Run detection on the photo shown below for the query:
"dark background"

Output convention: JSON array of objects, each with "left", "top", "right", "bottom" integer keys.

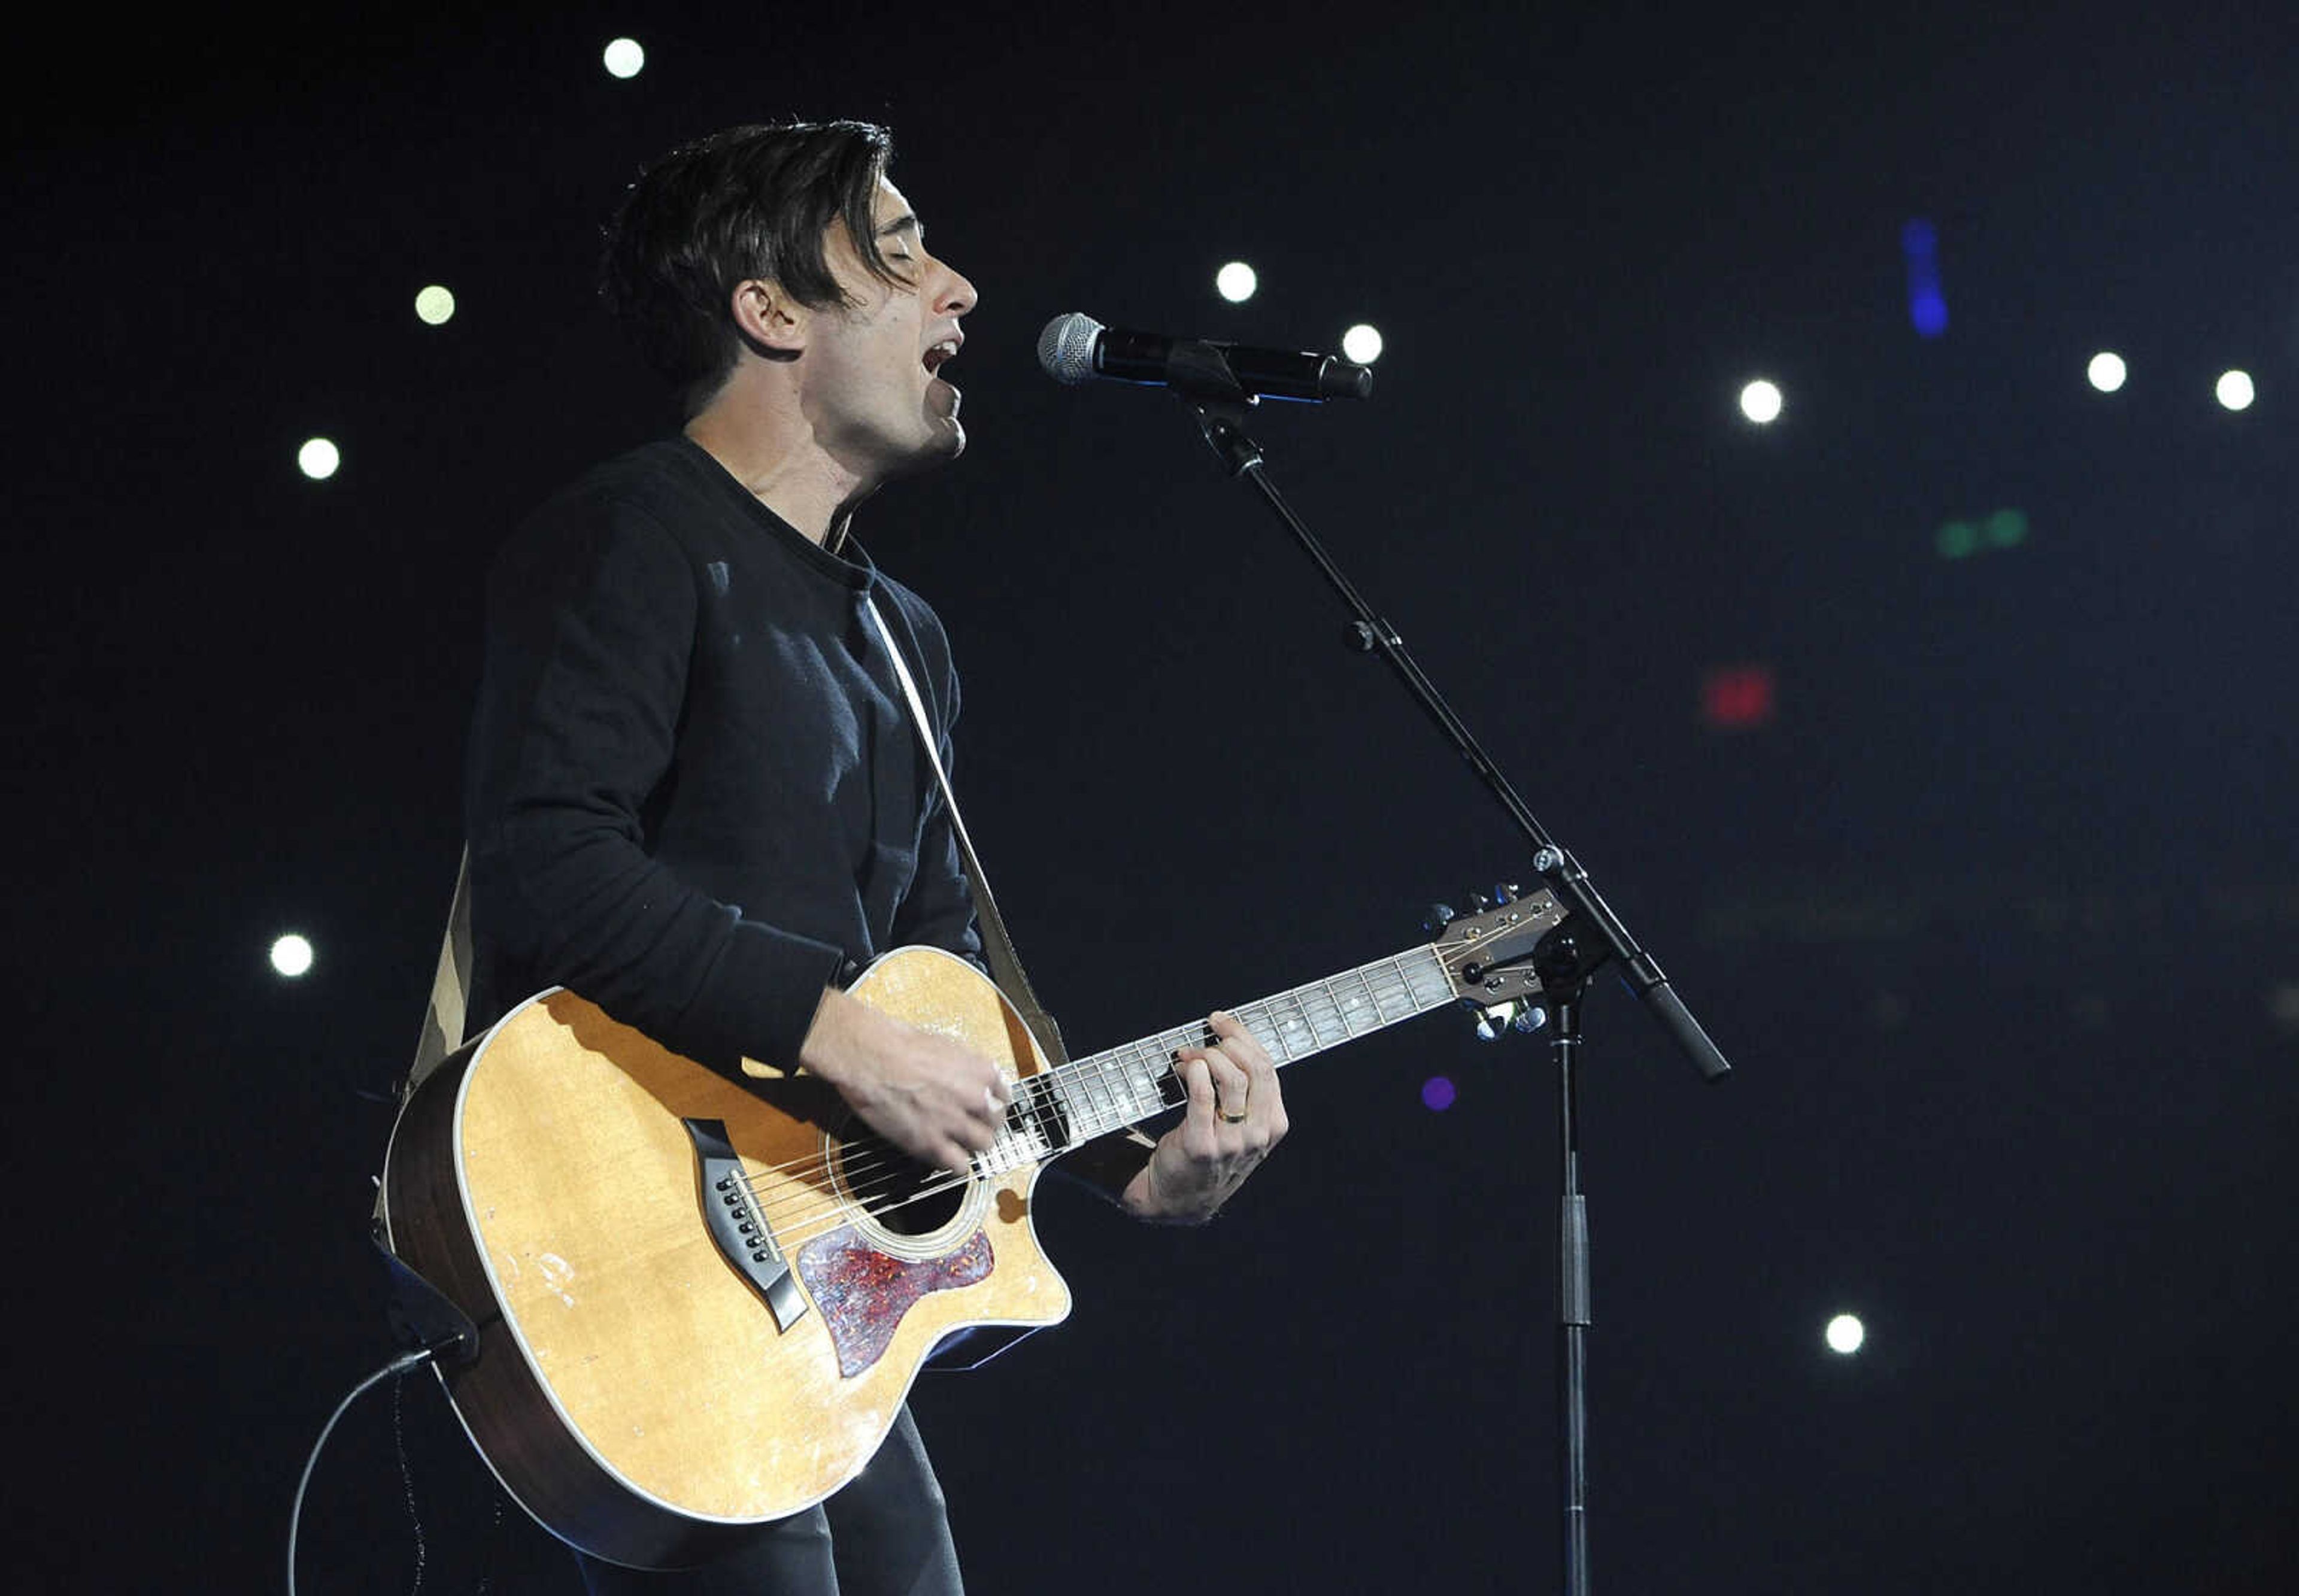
[{"left": 11, "top": 3, "right": 2297, "bottom": 1591}]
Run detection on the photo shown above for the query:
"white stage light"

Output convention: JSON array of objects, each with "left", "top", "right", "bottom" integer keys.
[
  {"left": 1215, "top": 262, "right": 1257, "bottom": 304},
  {"left": 414, "top": 285, "right": 456, "bottom": 326},
  {"left": 1825, "top": 1313, "right": 1866, "bottom": 1354},
  {"left": 271, "top": 933, "right": 315, "bottom": 978},
  {"left": 2216, "top": 369, "right": 2255, "bottom": 411},
  {"left": 1739, "top": 380, "right": 1783, "bottom": 424},
  {"left": 298, "top": 438, "right": 340, "bottom": 480},
  {"left": 603, "top": 38, "right": 645, "bottom": 79},
  {"left": 2087, "top": 351, "right": 2127, "bottom": 393},
  {"left": 1342, "top": 323, "right": 1383, "bottom": 363}
]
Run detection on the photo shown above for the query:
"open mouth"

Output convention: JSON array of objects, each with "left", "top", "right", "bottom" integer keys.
[{"left": 922, "top": 338, "right": 960, "bottom": 377}]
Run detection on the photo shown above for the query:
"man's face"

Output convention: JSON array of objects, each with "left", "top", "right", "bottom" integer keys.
[{"left": 802, "top": 177, "right": 978, "bottom": 480}]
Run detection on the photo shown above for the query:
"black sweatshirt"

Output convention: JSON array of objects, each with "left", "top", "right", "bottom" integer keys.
[{"left": 462, "top": 436, "right": 980, "bottom": 1076}]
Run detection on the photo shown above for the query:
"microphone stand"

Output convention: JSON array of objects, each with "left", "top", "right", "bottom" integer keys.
[{"left": 1161, "top": 355, "right": 1733, "bottom": 1596}]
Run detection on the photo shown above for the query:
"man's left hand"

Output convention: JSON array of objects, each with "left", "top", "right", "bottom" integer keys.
[{"left": 1122, "top": 1010, "right": 1288, "bottom": 1224}]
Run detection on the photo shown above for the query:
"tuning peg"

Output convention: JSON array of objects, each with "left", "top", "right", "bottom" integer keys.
[
  {"left": 1474, "top": 1000, "right": 1549, "bottom": 1040},
  {"left": 1493, "top": 882, "right": 1521, "bottom": 904},
  {"left": 1423, "top": 903, "right": 1457, "bottom": 933},
  {"left": 1466, "top": 890, "right": 1493, "bottom": 914}
]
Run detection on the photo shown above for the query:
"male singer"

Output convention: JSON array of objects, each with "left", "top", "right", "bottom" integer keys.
[{"left": 461, "top": 119, "right": 1288, "bottom": 1594}]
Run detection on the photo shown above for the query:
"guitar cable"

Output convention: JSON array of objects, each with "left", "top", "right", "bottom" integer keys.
[{"left": 287, "top": 1337, "right": 462, "bottom": 1596}]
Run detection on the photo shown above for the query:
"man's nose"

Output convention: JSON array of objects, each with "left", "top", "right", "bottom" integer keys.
[{"left": 936, "top": 259, "right": 978, "bottom": 317}]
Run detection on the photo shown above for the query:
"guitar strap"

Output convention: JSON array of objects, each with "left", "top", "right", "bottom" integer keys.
[
  {"left": 377, "top": 852, "right": 470, "bottom": 1233},
  {"left": 863, "top": 594, "right": 1072, "bottom": 1070},
  {"left": 405, "top": 851, "right": 474, "bottom": 1102}
]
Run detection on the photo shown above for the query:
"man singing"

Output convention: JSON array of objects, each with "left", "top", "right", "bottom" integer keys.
[{"left": 461, "top": 119, "right": 1287, "bottom": 1593}]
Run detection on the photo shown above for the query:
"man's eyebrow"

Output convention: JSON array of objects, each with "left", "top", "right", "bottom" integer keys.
[{"left": 876, "top": 213, "right": 922, "bottom": 241}]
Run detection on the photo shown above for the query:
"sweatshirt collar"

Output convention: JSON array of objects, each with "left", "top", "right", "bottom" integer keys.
[{"left": 669, "top": 435, "right": 880, "bottom": 593}]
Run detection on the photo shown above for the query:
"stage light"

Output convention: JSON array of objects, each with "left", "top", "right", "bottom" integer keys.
[
  {"left": 271, "top": 933, "right": 315, "bottom": 978},
  {"left": 1901, "top": 219, "right": 1948, "bottom": 338},
  {"left": 1341, "top": 323, "right": 1383, "bottom": 363},
  {"left": 1421, "top": 1075, "right": 1456, "bottom": 1112},
  {"left": 1984, "top": 508, "right": 2028, "bottom": 548},
  {"left": 2216, "top": 369, "right": 2255, "bottom": 411},
  {"left": 1701, "top": 664, "right": 1776, "bottom": 730},
  {"left": 1739, "top": 379, "right": 1782, "bottom": 424},
  {"left": 298, "top": 438, "right": 340, "bottom": 480},
  {"left": 414, "top": 285, "right": 456, "bottom": 326},
  {"left": 602, "top": 37, "right": 645, "bottom": 78},
  {"left": 2087, "top": 351, "right": 2127, "bottom": 392},
  {"left": 1214, "top": 261, "right": 1257, "bottom": 303},
  {"left": 1825, "top": 1313, "right": 1865, "bottom": 1354},
  {"left": 1936, "top": 507, "right": 2028, "bottom": 559}
]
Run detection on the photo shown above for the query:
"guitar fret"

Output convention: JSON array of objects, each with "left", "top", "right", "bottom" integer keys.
[
  {"left": 1240, "top": 1002, "right": 1288, "bottom": 1063},
  {"left": 1117, "top": 1047, "right": 1156, "bottom": 1120},
  {"left": 1303, "top": 979, "right": 1346, "bottom": 1048},
  {"left": 1135, "top": 1043, "right": 1176, "bottom": 1113},
  {"left": 1337, "top": 970, "right": 1379, "bottom": 1036},
  {"left": 1084, "top": 1055, "right": 1117, "bottom": 1133},
  {"left": 1400, "top": 949, "right": 1454, "bottom": 1010},
  {"left": 1096, "top": 1052, "right": 1131, "bottom": 1133},
  {"left": 1025, "top": 1075, "right": 1061, "bottom": 1158},
  {"left": 1034, "top": 944, "right": 1468, "bottom": 1157},
  {"left": 1361, "top": 961, "right": 1397, "bottom": 1025},
  {"left": 1054, "top": 1061, "right": 1102, "bottom": 1144},
  {"left": 1105, "top": 1048, "right": 1141, "bottom": 1126},
  {"left": 1273, "top": 990, "right": 1317, "bottom": 1060}
]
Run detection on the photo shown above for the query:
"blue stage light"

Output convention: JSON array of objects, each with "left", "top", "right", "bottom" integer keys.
[{"left": 1902, "top": 219, "right": 1948, "bottom": 339}]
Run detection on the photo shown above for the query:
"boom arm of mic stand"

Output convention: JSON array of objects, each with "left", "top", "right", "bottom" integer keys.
[{"left": 1176, "top": 389, "right": 1731, "bottom": 1084}]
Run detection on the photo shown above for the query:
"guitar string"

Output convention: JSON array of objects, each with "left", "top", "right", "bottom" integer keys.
[
  {"left": 796, "top": 943, "right": 1460, "bottom": 1200},
  {"left": 510, "top": 940, "right": 1502, "bottom": 1260},
  {"left": 735, "top": 956, "right": 1466, "bottom": 1245},
  {"left": 728, "top": 1012, "right": 1208, "bottom": 1209},
  {"left": 543, "top": 966, "right": 1446, "bottom": 1260},
  {"left": 735, "top": 946, "right": 1470, "bottom": 1225},
  {"left": 742, "top": 964, "right": 1436, "bottom": 1224},
  {"left": 723, "top": 1037, "right": 1188, "bottom": 1245}
]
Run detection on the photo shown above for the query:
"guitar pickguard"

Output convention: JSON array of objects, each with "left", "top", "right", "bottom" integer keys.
[{"left": 796, "top": 1225, "right": 994, "bottom": 1377}]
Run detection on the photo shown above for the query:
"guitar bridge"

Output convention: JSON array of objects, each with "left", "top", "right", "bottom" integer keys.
[{"left": 683, "top": 1118, "right": 809, "bottom": 1333}]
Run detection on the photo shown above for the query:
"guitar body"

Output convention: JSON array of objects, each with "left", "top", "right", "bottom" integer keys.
[{"left": 380, "top": 946, "right": 1072, "bottom": 1570}]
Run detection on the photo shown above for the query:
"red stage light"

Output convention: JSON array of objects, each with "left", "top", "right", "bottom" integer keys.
[{"left": 1701, "top": 665, "right": 1776, "bottom": 730}]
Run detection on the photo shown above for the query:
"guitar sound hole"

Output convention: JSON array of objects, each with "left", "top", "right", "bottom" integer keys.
[{"left": 845, "top": 1143, "right": 967, "bottom": 1240}]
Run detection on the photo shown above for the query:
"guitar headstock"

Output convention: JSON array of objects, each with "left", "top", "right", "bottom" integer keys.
[{"left": 1427, "top": 885, "right": 1571, "bottom": 1005}]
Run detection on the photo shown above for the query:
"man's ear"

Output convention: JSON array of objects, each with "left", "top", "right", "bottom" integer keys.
[{"left": 729, "top": 279, "right": 805, "bottom": 361}]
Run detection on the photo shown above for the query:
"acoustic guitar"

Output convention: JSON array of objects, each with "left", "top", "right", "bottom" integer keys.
[{"left": 380, "top": 888, "right": 1566, "bottom": 1568}]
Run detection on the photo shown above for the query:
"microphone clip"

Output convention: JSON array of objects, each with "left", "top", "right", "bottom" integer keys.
[
  {"left": 1161, "top": 339, "right": 1256, "bottom": 407},
  {"left": 1164, "top": 346, "right": 1265, "bottom": 477}
]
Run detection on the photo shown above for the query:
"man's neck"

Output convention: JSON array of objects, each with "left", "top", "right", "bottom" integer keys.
[{"left": 684, "top": 390, "right": 875, "bottom": 548}]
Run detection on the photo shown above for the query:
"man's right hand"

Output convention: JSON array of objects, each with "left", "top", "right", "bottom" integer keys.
[{"left": 796, "top": 987, "right": 1013, "bottom": 1173}]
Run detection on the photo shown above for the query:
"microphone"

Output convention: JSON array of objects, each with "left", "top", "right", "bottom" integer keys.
[{"left": 1036, "top": 312, "right": 1372, "bottom": 403}]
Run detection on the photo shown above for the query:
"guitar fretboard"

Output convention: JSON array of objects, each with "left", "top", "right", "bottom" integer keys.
[{"left": 979, "top": 944, "right": 1458, "bottom": 1173}]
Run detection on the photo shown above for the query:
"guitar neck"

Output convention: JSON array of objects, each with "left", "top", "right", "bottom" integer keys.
[{"left": 1023, "top": 943, "right": 1459, "bottom": 1155}]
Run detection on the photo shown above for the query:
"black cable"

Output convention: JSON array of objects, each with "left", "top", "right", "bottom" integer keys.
[{"left": 286, "top": 1343, "right": 445, "bottom": 1596}]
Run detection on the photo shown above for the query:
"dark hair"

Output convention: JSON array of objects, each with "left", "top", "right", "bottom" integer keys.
[{"left": 599, "top": 120, "right": 898, "bottom": 417}]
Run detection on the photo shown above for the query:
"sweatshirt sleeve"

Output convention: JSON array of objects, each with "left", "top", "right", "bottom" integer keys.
[{"left": 463, "top": 490, "right": 845, "bottom": 1073}]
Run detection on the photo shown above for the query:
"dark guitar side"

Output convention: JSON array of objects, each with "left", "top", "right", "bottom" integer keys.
[{"left": 383, "top": 1042, "right": 762, "bottom": 1571}]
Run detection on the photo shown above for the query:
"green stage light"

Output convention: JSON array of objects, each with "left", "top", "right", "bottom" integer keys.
[{"left": 1936, "top": 508, "right": 2027, "bottom": 560}]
